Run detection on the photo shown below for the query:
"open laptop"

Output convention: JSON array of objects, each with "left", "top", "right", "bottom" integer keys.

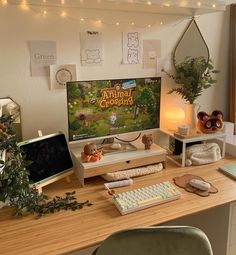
[{"left": 18, "top": 132, "right": 74, "bottom": 187}]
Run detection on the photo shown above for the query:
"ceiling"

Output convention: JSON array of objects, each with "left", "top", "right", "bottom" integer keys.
[{"left": 4, "top": 0, "right": 232, "bottom": 16}]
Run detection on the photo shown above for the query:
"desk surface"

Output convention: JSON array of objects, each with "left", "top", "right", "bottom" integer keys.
[{"left": 1, "top": 157, "right": 236, "bottom": 255}]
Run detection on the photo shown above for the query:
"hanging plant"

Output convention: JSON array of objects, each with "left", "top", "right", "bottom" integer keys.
[
  {"left": 162, "top": 56, "right": 219, "bottom": 104},
  {"left": 0, "top": 115, "right": 92, "bottom": 219}
]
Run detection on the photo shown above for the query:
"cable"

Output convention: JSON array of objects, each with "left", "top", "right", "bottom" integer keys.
[{"left": 115, "top": 132, "right": 141, "bottom": 143}]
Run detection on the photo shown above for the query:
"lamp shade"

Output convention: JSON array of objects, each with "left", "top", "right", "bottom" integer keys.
[{"left": 165, "top": 106, "right": 185, "bottom": 130}]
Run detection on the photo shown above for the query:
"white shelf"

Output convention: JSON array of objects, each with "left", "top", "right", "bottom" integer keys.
[{"left": 160, "top": 128, "right": 226, "bottom": 167}]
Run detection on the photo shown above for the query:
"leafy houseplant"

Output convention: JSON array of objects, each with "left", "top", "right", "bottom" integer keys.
[
  {"left": 0, "top": 115, "right": 92, "bottom": 218},
  {"left": 162, "top": 56, "right": 219, "bottom": 104}
]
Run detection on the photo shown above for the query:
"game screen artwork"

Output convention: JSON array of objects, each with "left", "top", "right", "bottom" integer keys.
[{"left": 67, "top": 77, "right": 161, "bottom": 142}]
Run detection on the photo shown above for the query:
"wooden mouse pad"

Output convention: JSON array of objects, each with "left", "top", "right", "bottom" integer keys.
[{"left": 173, "top": 174, "right": 218, "bottom": 197}]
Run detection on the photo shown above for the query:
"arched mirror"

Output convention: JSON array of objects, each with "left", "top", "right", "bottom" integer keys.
[
  {"left": 174, "top": 18, "right": 209, "bottom": 66},
  {"left": 0, "top": 97, "right": 22, "bottom": 142}
]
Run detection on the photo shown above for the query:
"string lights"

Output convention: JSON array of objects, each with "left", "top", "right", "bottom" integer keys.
[{"left": 0, "top": 0, "right": 227, "bottom": 29}]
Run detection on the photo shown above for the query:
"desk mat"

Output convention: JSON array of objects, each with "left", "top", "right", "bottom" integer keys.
[{"left": 173, "top": 174, "right": 218, "bottom": 197}]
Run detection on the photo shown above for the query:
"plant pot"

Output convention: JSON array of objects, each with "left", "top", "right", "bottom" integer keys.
[{"left": 185, "top": 103, "right": 200, "bottom": 130}]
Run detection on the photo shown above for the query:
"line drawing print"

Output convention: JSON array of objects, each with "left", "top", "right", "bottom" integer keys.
[
  {"left": 123, "top": 32, "right": 142, "bottom": 65},
  {"left": 127, "top": 32, "right": 139, "bottom": 48},
  {"left": 127, "top": 49, "right": 139, "bottom": 64},
  {"left": 80, "top": 31, "right": 103, "bottom": 66},
  {"left": 55, "top": 68, "right": 72, "bottom": 86},
  {"left": 85, "top": 49, "right": 102, "bottom": 64}
]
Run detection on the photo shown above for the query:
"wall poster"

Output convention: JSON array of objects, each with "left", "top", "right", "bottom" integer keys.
[
  {"left": 143, "top": 40, "right": 161, "bottom": 69},
  {"left": 29, "top": 40, "right": 57, "bottom": 76},
  {"left": 80, "top": 31, "right": 103, "bottom": 66},
  {"left": 50, "top": 64, "right": 77, "bottom": 90},
  {"left": 122, "top": 32, "right": 143, "bottom": 64}
]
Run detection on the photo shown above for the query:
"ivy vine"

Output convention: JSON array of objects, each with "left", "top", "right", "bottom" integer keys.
[{"left": 0, "top": 115, "right": 92, "bottom": 219}]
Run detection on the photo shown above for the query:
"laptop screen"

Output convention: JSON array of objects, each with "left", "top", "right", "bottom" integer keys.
[{"left": 19, "top": 133, "right": 73, "bottom": 184}]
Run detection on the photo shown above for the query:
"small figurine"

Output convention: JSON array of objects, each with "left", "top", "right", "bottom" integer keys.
[
  {"left": 81, "top": 143, "right": 103, "bottom": 162},
  {"left": 142, "top": 134, "right": 153, "bottom": 150},
  {"left": 197, "top": 110, "right": 224, "bottom": 133}
]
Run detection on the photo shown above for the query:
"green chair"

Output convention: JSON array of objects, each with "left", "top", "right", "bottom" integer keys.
[{"left": 92, "top": 226, "right": 213, "bottom": 255}]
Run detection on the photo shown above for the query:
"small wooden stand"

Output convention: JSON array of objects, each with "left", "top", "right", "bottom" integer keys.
[
  {"left": 35, "top": 171, "right": 72, "bottom": 193},
  {"left": 70, "top": 139, "right": 166, "bottom": 186}
]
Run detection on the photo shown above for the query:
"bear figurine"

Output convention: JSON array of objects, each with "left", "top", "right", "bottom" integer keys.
[{"left": 142, "top": 134, "right": 153, "bottom": 150}]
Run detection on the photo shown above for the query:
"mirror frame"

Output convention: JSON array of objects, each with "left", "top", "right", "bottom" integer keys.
[{"left": 173, "top": 18, "right": 210, "bottom": 67}]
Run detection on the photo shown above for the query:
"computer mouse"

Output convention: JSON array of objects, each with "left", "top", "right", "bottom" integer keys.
[
  {"left": 110, "top": 143, "right": 122, "bottom": 150},
  {"left": 189, "top": 179, "right": 211, "bottom": 191}
]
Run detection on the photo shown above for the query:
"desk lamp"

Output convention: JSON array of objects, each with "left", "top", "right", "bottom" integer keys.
[{"left": 165, "top": 106, "right": 185, "bottom": 131}]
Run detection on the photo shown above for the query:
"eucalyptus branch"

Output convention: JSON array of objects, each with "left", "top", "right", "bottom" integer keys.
[{"left": 162, "top": 56, "right": 219, "bottom": 104}]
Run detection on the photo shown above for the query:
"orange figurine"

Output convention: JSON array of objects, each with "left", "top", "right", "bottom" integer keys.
[{"left": 81, "top": 143, "right": 103, "bottom": 162}]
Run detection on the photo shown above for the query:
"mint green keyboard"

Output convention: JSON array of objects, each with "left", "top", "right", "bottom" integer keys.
[{"left": 112, "top": 181, "right": 181, "bottom": 215}]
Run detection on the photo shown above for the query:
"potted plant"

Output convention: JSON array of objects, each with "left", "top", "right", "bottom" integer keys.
[
  {"left": 0, "top": 115, "right": 92, "bottom": 218},
  {"left": 162, "top": 56, "right": 219, "bottom": 128}
]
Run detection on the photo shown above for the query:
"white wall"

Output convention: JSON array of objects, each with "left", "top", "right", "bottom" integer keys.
[{"left": 0, "top": 5, "right": 230, "bottom": 140}]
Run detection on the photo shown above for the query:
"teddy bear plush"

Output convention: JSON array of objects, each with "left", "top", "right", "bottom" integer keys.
[{"left": 197, "top": 110, "right": 224, "bottom": 133}]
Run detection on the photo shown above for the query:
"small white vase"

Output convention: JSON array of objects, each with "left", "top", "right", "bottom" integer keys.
[{"left": 185, "top": 103, "right": 200, "bottom": 130}]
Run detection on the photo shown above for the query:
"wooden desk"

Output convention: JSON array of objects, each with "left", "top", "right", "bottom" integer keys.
[{"left": 1, "top": 157, "right": 236, "bottom": 255}]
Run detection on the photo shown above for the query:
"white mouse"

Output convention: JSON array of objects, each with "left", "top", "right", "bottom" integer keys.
[
  {"left": 110, "top": 143, "right": 122, "bottom": 150},
  {"left": 189, "top": 179, "right": 211, "bottom": 191}
]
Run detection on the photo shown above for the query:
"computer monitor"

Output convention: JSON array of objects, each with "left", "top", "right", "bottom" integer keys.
[
  {"left": 18, "top": 132, "right": 74, "bottom": 186},
  {"left": 66, "top": 77, "right": 161, "bottom": 143}
]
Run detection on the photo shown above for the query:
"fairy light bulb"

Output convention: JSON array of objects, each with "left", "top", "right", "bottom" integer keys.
[
  {"left": 95, "top": 19, "right": 102, "bottom": 27},
  {"left": 160, "top": 21, "right": 163, "bottom": 25},
  {"left": 147, "top": 1, "right": 151, "bottom": 5},
  {"left": 42, "top": 0, "right": 46, "bottom": 3},
  {"left": 180, "top": 1, "right": 187, "bottom": 7},
  {"left": 197, "top": 1, "right": 201, "bottom": 6},
  {"left": 2, "top": 0, "right": 8, "bottom": 6},
  {"left": 61, "top": 11, "right": 66, "bottom": 17},
  {"left": 116, "top": 22, "right": 120, "bottom": 26},
  {"left": 43, "top": 10, "right": 47, "bottom": 15},
  {"left": 212, "top": 4, "right": 216, "bottom": 8},
  {"left": 131, "top": 21, "right": 135, "bottom": 26},
  {"left": 20, "top": 0, "right": 29, "bottom": 11},
  {"left": 147, "top": 24, "right": 151, "bottom": 28},
  {"left": 80, "top": 17, "right": 84, "bottom": 22},
  {"left": 61, "top": 0, "right": 65, "bottom": 5}
]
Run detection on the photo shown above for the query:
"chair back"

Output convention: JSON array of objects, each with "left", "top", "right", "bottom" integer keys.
[{"left": 93, "top": 226, "right": 213, "bottom": 255}]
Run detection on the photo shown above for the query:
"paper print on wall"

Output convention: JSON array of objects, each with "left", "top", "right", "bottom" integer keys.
[
  {"left": 30, "top": 40, "right": 57, "bottom": 76},
  {"left": 50, "top": 64, "right": 77, "bottom": 90},
  {"left": 122, "top": 32, "right": 143, "bottom": 64},
  {"left": 143, "top": 40, "right": 161, "bottom": 69},
  {"left": 80, "top": 31, "right": 103, "bottom": 66}
]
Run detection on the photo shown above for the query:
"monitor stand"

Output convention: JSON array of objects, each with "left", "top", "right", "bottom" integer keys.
[{"left": 70, "top": 140, "right": 166, "bottom": 187}]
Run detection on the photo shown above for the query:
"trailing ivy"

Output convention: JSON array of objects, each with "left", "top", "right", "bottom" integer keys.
[
  {"left": 0, "top": 115, "right": 92, "bottom": 219},
  {"left": 162, "top": 56, "right": 219, "bottom": 104}
]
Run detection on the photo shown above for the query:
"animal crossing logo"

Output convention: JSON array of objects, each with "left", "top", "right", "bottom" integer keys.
[{"left": 99, "top": 85, "right": 133, "bottom": 108}]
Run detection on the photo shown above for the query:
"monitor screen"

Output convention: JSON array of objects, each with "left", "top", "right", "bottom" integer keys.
[
  {"left": 18, "top": 133, "right": 73, "bottom": 184},
  {"left": 67, "top": 77, "right": 161, "bottom": 142}
]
